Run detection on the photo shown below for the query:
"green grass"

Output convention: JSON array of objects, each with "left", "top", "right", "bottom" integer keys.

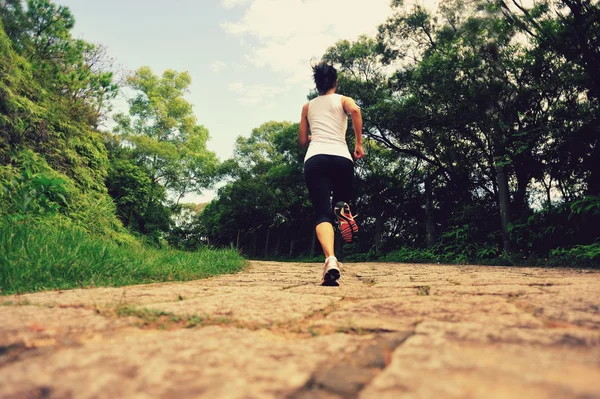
[
  {"left": 415, "top": 285, "right": 431, "bottom": 296},
  {"left": 0, "top": 217, "right": 247, "bottom": 295}
]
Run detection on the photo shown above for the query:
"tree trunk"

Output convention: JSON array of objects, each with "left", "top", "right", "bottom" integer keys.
[
  {"left": 587, "top": 143, "right": 600, "bottom": 195},
  {"left": 289, "top": 232, "right": 295, "bottom": 257},
  {"left": 490, "top": 100, "right": 511, "bottom": 253},
  {"left": 264, "top": 228, "right": 270, "bottom": 258},
  {"left": 310, "top": 230, "right": 316, "bottom": 258},
  {"left": 275, "top": 233, "right": 281, "bottom": 256},
  {"left": 425, "top": 173, "right": 436, "bottom": 248},
  {"left": 127, "top": 208, "right": 134, "bottom": 228},
  {"left": 375, "top": 214, "right": 382, "bottom": 255},
  {"left": 496, "top": 163, "right": 511, "bottom": 252},
  {"left": 513, "top": 157, "right": 530, "bottom": 219},
  {"left": 541, "top": 176, "right": 553, "bottom": 208},
  {"left": 251, "top": 232, "right": 257, "bottom": 258},
  {"left": 375, "top": 195, "right": 382, "bottom": 255}
]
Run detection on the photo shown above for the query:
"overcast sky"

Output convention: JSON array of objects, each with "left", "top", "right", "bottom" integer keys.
[{"left": 57, "top": 0, "right": 438, "bottom": 202}]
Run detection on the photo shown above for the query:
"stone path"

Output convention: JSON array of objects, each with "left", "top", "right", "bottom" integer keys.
[{"left": 1, "top": 261, "right": 600, "bottom": 398}]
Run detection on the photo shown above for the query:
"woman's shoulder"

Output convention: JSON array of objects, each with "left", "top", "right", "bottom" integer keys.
[{"left": 301, "top": 102, "right": 310, "bottom": 116}]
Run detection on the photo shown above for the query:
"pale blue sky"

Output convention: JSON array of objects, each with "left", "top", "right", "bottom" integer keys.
[{"left": 57, "top": 0, "right": 434, "bottom": 202}]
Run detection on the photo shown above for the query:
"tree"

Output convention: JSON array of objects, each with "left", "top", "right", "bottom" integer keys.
[
  {"left": 200, "top": 122, "right": 314, "bottom": 257},
  {"left": 321, "top": 1, "right": 586, "bottom": 253},
  {"left": 495, "top": 0, "right": 600, "bottom": 196},
  {"left": 114, "top": 67, "right": 218, "bottom": 205},
  {"left": 104, "top": 146, "right": 171, "bottom": 241},
  {"left": 1, "top": 0, "right": 120, "bottom": 192},
  {"left": 0, "top": 11, "right": 127, "bottom": 238}
]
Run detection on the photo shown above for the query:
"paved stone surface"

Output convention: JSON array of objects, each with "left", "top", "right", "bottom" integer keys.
[{"left": 1, "top": 261, "right": 599, "bottom": 398}]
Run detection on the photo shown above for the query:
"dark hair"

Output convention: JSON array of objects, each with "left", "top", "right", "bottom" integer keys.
[{"left": 312, "top": 62, "right": 337, "bottom": 95}]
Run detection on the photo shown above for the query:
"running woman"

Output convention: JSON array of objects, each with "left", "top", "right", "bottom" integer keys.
[{"left": 299, "top": 62, "right": 364, "bottom": 286}]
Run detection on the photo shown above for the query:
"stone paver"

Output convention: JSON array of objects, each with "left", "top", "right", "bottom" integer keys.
[{"left": 1, "top": 261, "right": 599, "bottom": 398}]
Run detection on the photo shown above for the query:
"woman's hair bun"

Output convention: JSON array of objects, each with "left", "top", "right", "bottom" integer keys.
[{"left": 312, "top": 62, "right": 337, "bottom": 95}]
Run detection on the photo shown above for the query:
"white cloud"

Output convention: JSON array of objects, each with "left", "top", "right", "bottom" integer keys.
[
  {"left": 228, "top": 81, "right": 245, "bottom": 92},
  {"left": 220, "top": 0, "right": 400, "bottom": 85},
  {"left": 228, "top": 81, "right": 283, "bottom": 106},
  {"left": 220, "top": 0, "right": 252, "bottom": 9},
  {"left": 211, "top": 60, "right": 228, "bottom": 72}
]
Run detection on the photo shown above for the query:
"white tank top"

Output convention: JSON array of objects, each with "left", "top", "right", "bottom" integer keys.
[{"left": 304, "top": 93, "right": 352, "bottom": 163}]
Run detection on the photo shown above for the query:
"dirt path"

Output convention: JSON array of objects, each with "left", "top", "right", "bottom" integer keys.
[{"left": 1, "top": 261, "right": 600, "bottom": 398}]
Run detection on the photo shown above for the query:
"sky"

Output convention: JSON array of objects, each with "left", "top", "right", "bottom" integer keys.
[{"left": 57, "top": 0, "right": 437, "bottom": 202}]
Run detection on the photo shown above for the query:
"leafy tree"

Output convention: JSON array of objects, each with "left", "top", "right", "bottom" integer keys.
[
  {"left": 1, "top": 1, "right": 119, "bottom": 191},
  {"left": 114, "top": 67, "right": 218, "bottom": 204},
  {"left": 353, "top": 141, "right": 424, "bottom": 254},
  {"left": 0, "top": 10, "right": 127, "bottom": 239},
  {"left": 495, "top": 0, "right": 599, "bottom": 196},
  {"left": 200, "top": 122, "right": 315, "bottom": 257},
  {"left": 314, "top": 0, "right": 599, "bottom": 261},
  {"left": 104, "top": 147, "right": 171, "bottom": 241},
  {"left": 1, "top": 0, "right": 119, "bottom": 128},
  {"left": 167, "top": 202, "right": 208, "bottom": 250}
]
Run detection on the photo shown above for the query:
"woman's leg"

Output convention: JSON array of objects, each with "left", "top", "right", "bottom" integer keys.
[
  {"left": 315, "top": 221, "right": 335, "bottom": 258},
  {"left": 330, "top": 157, "right": 355, "bottom": 207},
  {"left": 304, "top": 155, "right": 336, "bottom": 256},
  {"left": 305, "top": 155, "right": 343, "bottom": 285},
  {"left": 330, "top": 157, "right": 357, "bottom": 243}
]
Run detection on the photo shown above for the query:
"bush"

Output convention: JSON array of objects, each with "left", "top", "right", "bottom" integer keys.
[
  {"left": 382, "top": 247, "right": 438, "bottom": 263},
  {"left": 0, "top": 150, "right": 132, "bottom": 243}
]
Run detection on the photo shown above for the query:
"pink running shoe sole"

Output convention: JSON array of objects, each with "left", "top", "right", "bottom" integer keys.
[{"left": 334, "top": 202, "right": 358, "bottom": 244}]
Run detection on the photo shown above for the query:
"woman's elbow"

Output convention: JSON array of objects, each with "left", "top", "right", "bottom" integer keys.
[{"left": 299, "top": 134, "right": 311, "bottom": 148}]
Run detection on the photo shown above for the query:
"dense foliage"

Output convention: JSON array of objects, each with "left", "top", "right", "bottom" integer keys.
[
  {"left": 200, "top": 0, "right": 599, "bottom": 265},
  {"left": 0, "top": 0, "right": 218, "bottom": 242},
  {"left": 0, "top": 0, "right": 127, "bottom": 239},
  {"left": 0, "top": 0, "right": 243, "bottom": 294}
]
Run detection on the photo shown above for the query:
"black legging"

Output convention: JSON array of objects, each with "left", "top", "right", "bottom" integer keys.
[{"left": 304, "top": 154, "right": 354, "bottom": 226}]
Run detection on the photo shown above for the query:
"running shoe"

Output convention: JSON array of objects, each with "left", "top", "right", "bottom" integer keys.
[
  {"left": 321, "top": 256, "right": 341, "bottom": 286},
  {"left": 334, "top": 201, "right": 358, "bottom": 244}
]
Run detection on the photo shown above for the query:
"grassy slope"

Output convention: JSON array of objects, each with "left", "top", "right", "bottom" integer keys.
[{"left": 0, "top": 217, "right": 246, "bottom": 295}]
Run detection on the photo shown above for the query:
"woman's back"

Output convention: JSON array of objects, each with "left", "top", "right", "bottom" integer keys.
[
  {"left": 305, "top": 93, "right": 350, "bottom": 161},
  {"left": 308, "top": 94, "right": 347, "bottom": 144}
]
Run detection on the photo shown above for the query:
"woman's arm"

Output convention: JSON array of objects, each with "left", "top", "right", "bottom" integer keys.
[
  {"left": 342, "top": 97, "right": 364, "bottom": 159},
  {"left": 299, "top": 103, "right": 311, "bottom": 148}
]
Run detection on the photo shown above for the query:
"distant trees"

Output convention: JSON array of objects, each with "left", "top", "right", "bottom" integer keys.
[
  {"left": 199, "top": 122, "right": 312, "bottom": 256},
  {"left": 109, "top": 67, "right": 218, "bottom": 243}
]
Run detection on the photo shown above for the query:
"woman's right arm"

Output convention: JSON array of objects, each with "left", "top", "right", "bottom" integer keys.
[{"left": 299, "top": 103, "right": 311, "bottom": 148}]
